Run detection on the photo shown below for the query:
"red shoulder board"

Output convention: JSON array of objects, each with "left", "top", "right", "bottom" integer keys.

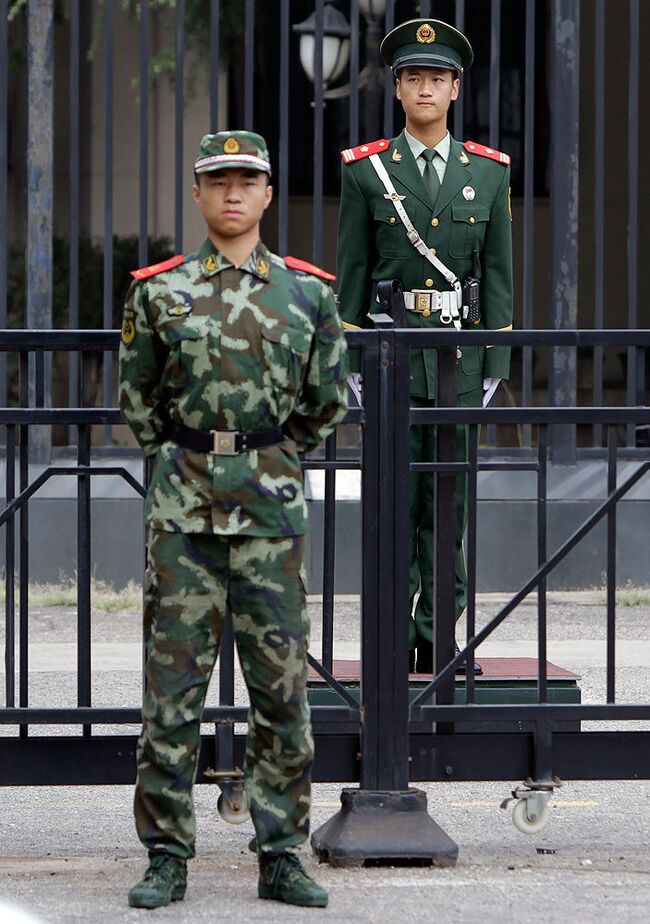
[
  {"left": 340, "top": 139, "right": 390, "bottom": 164},
  {"left": 464, "top": 141, "right": 511, "bottom": 166},
  {"left": 130, "top": 254, "right": 185, "bottom": 281},
  {"left": 284, "top": 256, "right": 335, "bottom": 282}
]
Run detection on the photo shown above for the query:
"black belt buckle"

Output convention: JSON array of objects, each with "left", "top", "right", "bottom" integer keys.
[{"left": 210, "top": 430, "right": 238, "bottom": 455}]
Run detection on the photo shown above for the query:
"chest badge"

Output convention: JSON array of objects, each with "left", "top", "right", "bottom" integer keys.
[
  {"left": 167, "top": 303, "right": 193, "bottom": 318},
  {"left": 384, "top": 192, "right": 405, "bottom": 202},
  {"left": 462, "top": 186, "right": 476, "bottom": 201}
]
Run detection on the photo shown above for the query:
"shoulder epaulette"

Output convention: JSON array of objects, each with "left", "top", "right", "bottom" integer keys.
[
  {"left": 130, "top": 254, "right": 185, "bottom": 281},
  {"left": 284, "top": 256, "right": 335, "bottom": 282},
  {"left": 464, "top": 141, "right": 511, "bottom": 166},
  {"left": 340, "top": 139, "right": 390, "bottom": 164}
]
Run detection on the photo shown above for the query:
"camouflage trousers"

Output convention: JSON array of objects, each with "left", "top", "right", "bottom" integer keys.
[{"left": 134, "top": 528, "right": 314, "bottom": 860}]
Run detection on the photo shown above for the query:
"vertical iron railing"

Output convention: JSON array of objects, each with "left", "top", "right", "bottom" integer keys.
[
  {"left": 174, "top": 0, "right": 185, "bottom": 253},
  {"left": 138, "top": 0, "right": 150, "bottom": 269},
  {"left": 68, "top": 0, "right": 81, "bottom": 444},
  {"left": 0, "top": 0, "right": 7, "bottom": 407},
  {"left": 592, "top": 0, "right": 605, "bottom": 448},
  {"left": 521, "top": 0, "right": 536, "bottom": 448},
  {"left": 209, "top": 0, "right": 220, "bottom": 131},
  {"left": 626, "top": 0, "right": 640, "bottom": 445},
  {"left": 278, "top": 0, "right": 291, "bottom": 254},
  {"left": 102, "top": 0, "right": 115, "bottom": 444}
]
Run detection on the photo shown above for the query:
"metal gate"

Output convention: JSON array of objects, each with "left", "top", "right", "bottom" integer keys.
[{"left": 2, "top": 326, "right": 650, "bottom": 859}]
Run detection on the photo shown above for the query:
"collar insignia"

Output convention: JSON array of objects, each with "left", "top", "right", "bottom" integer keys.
[
  {"left": 202, "top": 254, "right": 219, "bottom": 275},
  {"left": 459, "top": 150, "right": 470, "bottom": 164},
  {"left": 256, "top": 257, "right": 270, "bottom": 279},
  {"left": 392, "top": 148, "right": 402, "bottom": 162}
]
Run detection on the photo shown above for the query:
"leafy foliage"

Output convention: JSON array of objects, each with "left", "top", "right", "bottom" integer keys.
[{"left": 7, "top": 234, "right": 174, "bottom": 329}]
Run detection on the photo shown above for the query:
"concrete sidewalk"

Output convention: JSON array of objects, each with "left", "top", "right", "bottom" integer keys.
[
  {"left": 1, "top": 779, "right": 649, "bottom": 923},
  {"left": 1, "top": 592, "right": 649, "bottom": 922}
]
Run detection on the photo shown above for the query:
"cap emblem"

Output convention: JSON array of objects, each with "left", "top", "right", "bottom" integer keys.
[
  {"left": 223, "top": 137, "right": 240, "bottom": 154},
  {"left": 416, "top": 23, "right": 436, "bottom": 44}
]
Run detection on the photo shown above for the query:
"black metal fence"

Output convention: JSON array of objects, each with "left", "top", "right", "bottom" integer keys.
[
  {"left": 2, "top": 328, "right": 650, "bottom": 808},
  {"left": 1, "top": 1, "right": 648, "bottom": 459}
]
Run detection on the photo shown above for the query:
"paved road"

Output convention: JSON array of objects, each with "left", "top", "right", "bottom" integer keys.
[{"left": 1, "top": 593, "right": 649, "bottom": 922}]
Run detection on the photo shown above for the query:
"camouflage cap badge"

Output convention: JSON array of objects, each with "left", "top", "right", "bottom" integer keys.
[{"left": 194, "top": 131, "right": 271, "bottom": 175}]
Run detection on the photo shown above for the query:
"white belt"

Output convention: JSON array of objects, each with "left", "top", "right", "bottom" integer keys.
[{"left": 403, "top": 289, "right": 461, "bottom": 322}]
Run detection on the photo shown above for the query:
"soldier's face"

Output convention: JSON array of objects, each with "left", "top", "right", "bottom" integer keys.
[
  {"left": 396, "top": 67, "right": 460, "bottom": 127},
  {"left": 192, "top": 169, "right": 273, "bottom": 238}
]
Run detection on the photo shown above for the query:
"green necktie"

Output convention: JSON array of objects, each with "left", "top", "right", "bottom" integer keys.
[{"left": 421, "top": 148, "right": 440, "bottom": 205}]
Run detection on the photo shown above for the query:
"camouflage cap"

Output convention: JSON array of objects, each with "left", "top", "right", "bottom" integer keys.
[
  {"left": 380, "top": 19, "right": 473, "bottom": 75},
  {"left": 194, "top": 130, "right": 272, "bottom": 176}
]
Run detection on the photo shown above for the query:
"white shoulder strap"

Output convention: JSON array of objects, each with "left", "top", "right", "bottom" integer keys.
[{"left": 368, "top": 153, "right": 462, "bottom": 300}]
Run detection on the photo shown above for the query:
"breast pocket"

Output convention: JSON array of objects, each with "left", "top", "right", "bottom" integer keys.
[
  {"left": 156, "top": 315, "right": 212, "bottom": 383},
  {"left": 449, "top": 204, "right": 490, "bottom": 259},
  {"left": 261, "top": 323, "right": 312, "bottom": 397},
  {"left": 373, "top": 202, "right": 411, "bottom": 259}
]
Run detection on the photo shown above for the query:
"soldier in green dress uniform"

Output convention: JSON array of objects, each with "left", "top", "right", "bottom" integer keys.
[
  {"left": 120, "top": 130, "right": 347, "bottom": 909},
  {"left": 337, "top": 19, "right": 513, "bottom": 673}
]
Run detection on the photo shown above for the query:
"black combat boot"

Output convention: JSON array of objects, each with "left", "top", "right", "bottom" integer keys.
[
  {"left": 128, "top": 851, "right": 187, "bottom": 909},
  {"left": 258, "top": 852, "right": 328, "bottom": 908}
]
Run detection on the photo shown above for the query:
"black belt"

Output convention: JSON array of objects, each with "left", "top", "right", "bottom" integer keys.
[{"left": 170, "top": 423, "right": 285, "bottom": 456}]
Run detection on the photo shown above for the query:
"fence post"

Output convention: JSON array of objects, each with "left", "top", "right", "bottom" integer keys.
[
  {"left": 549, "top": 0, "right": 580, "bottom": 464},
  {"left": 27, "top": 0, "right": 54, "bottom": 463},
  {"left": 311, "top": 322, "right": 458, "bottom": 867}
]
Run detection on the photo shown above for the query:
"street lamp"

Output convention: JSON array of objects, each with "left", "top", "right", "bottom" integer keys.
[
  {"left": 293, "top": 5, "right": 351, "bottom": 87},
  {"left": 294, "top": 3, "right": 386, "bottom": 138}
]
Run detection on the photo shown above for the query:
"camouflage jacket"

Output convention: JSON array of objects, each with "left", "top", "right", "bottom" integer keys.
[{"left": 118, "top": 238, "right": 348, "bottom": 537}]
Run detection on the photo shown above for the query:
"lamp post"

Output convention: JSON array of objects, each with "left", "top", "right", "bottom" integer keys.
[{"left": 294, "top": 2, "right": 387, "bottom": 140}]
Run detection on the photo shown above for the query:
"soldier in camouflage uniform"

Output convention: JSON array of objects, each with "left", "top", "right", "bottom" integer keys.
[{"left": 119, "top": 130, "right": 348, "bottom": 910}]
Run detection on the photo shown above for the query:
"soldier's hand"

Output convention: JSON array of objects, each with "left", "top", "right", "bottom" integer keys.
[
  {"left": 482, "top": 377, "right": 501, "bottom": 407},
  {"left": 347, "top": 373, "right": 363, "bottom": 406}
]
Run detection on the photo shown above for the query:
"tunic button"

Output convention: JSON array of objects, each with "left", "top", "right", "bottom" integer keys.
[
  {"left": 431, "top": 218, "right": 439, "bottom": 227},
  {"left": 457, "top": 348, "right": 463, "bottom": 359},
  {"left": 430, "top": 247, "right": 437, "bottom": 256},
  {"left": 389, "top": 216, "right": 396, "bottom": 224},
  {"left": 469, "top": 216, "right": 476, "bottom": 225},
  {"left": 425, "top": 278, "right": 434, "bottom": 287}
]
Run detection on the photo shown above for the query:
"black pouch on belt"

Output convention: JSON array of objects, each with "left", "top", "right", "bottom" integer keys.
[{"left": 375, "top": 279, "right": 407, "bottom": 327}]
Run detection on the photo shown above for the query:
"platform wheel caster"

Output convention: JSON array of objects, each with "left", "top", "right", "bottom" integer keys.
[
  {"left": 511, "top": 796, "right": 550, "bottom": 835},
  {"left": 217, "top": 789, "right": 250, "bottom": 825},
  {"left": 501, "top": 779, "right": 561, "bottom": 836}
]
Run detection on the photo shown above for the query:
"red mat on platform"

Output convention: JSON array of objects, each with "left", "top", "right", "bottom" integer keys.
[{"left": 308, "top": 658, "right": 579, "bottom": 682}]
